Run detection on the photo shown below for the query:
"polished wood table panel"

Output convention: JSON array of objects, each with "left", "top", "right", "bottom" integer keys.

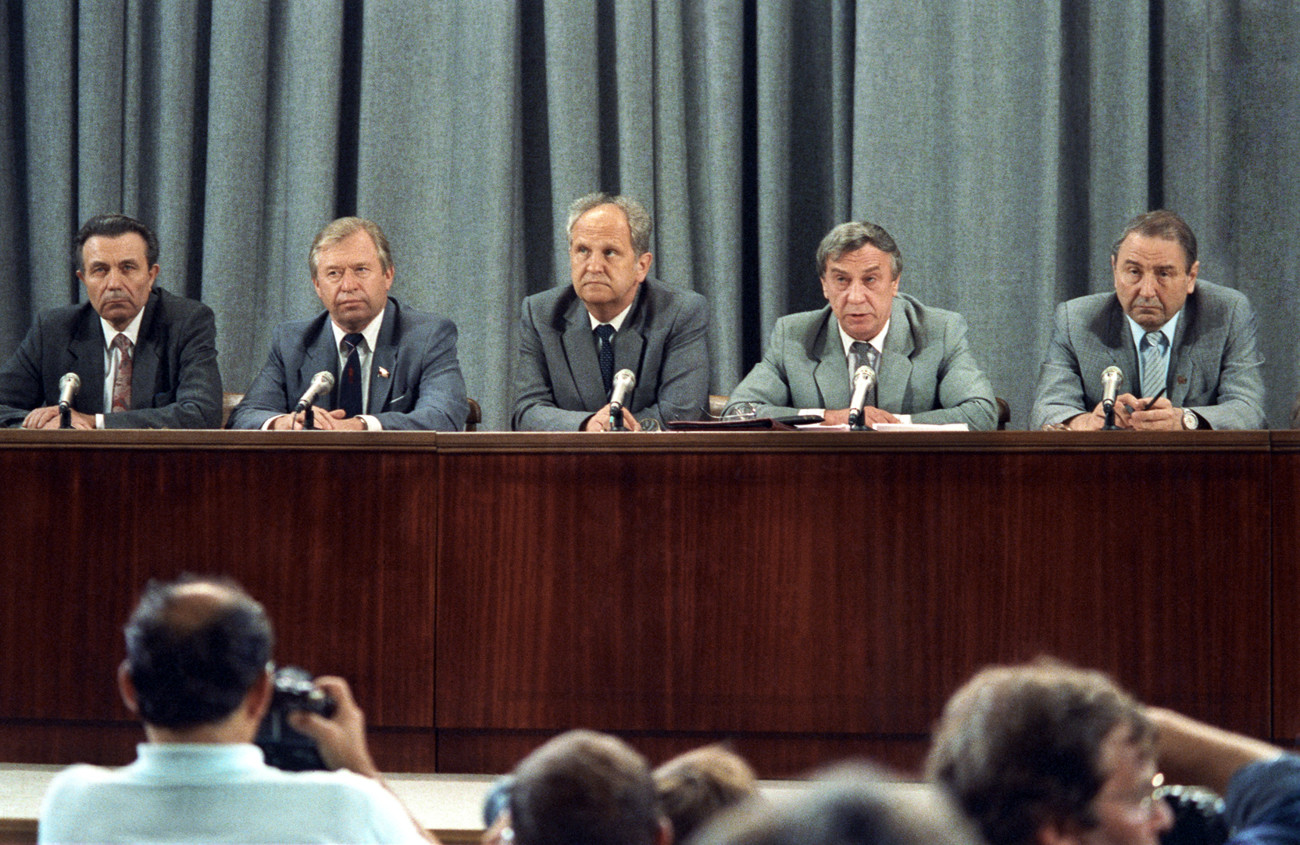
[
  {"left": 1271, "top": 430, "right": 1300, "bottom": 744},
  {"left": 0, "top": 429, "right": 1281, "bottom": 777},
  {"left": 0, "top": 431, "right": 440, "bottom": 767},
  {"left": 435, "top": 431, "right": 1272, "bottom": 774}
]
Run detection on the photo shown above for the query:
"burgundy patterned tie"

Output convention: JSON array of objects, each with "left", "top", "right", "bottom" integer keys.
[{"left": 111, "top": 334, "right": 133, "bottom": 413}]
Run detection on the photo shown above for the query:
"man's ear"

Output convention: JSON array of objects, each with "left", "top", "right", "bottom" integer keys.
[
  {"left": 117, "top": 661, "right": 140, "bottom": 716},
  {"left": 244, "top": 669, "right": 274, "bottom": 721},
  {"left": 1036, "top": 817, "right": 1082, "bottom": 845},
  {"left": 655, "top": 816, "right": 672, "bottom": 845}
]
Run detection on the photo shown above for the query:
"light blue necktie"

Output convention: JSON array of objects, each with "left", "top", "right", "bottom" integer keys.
[{"left": 1140, "top": 331, "right": 1168, "bottom": 399}]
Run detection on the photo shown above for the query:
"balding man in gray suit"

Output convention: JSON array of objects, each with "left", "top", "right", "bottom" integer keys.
[
  {"left": 513, "top": 193, "right": 709, "bottom": 432},
  {"left": 1030, "top": 210, "right": 1265, "bottom": 431}
]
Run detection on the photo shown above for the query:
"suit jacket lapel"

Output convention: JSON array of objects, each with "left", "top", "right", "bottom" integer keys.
[
  {"left": 613, "top": 291, "right": 647, "bottom": 406},
  {"left": 813, "top": 311, "right": 848, "bottom": 408},
  {"left": 1167, "top": 295, "right": 1196, "bottom": 407},
  {"left": 1104, "top": 301, "right": 1140, "bottom": 392},
  {"left": 369, "top": 300, "right": 398, "bottom": 412},
  {"left": 69, "top": 308, "right": 106, "bottom": 414},
  {"left": 876, "top": 300, "right": 914, "bottom": 411},
  {"left": 130, "top": 292, "right": 162, "bottom": 408},
  {"left": 300, "top": 317, "right": 340, "bottom": 411},
  {"left": 561, "top": 299, "right": 609, "bottom": 409}
]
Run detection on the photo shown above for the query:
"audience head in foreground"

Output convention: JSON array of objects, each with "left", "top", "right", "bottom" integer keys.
[
  {"left": 691, "top": 765, "right": 982, "bottom": 845},
  {"left": 654, "top": 744, "right": 760, "bottom": 844},
  {"left": 926, "top": 660, "right": 1171, "bottom": 845},
  {"left": 509, "top": 729, "right": 669, "bottom": 845},
  {"left": 37, "top": 575, "right": 430, "bottom": 844}
]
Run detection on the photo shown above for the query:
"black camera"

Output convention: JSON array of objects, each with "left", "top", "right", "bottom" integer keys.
[{"left": 255, "top": 666, "right": 338, "bottom": 771}]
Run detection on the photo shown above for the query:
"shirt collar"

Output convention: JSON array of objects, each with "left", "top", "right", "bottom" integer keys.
[
  {"left": 330, "top": 307, "right": 386, "bottom": 353},
  {"left": 836, "top": 317, "right": 889, "bottom": 359},
  {"left": 100, "top": 307, "right": 145, "bottom": 350},
  {"left": 1125, "top": 309, "right": 1180, "bottom": 350},
  {"left": 588, "top": 298, "right": 635, "bottom": 333},
  {"left": 130, "top": 743, "right": 265, "bottom": 781}
]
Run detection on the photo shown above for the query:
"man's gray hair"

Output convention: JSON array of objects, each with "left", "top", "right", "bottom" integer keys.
[
  {"left": 816, "top": 221, "right": 902, "bottom": 279},
  {"left": 567, "top": 192, "right": 654, "bottom": 256},
  {"left": 1110, "top": 209, "right": 1198, "bottom": 272},
  {"left": 309, "top": 216, "right": 394, "bottom": 277}
]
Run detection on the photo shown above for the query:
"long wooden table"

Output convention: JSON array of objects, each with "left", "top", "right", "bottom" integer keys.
[{"left": 0, "top": 430, "right": 1289, "bottom": 776}]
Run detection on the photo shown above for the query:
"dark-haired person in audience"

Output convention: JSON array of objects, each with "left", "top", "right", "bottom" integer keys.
[
  {"left": 512, "top": 192, "right": 710, "bottom": 431},
  {"left": 1031, "top": 209, "right": 1265, "bottom": 430},
  {"left": 37, "top": 576, "right": 431, "bottom": 844},
  {"left": 691, "top": 765, "right": 981, "bottom": 845},
  {"left": 654, "top": 744, "right": 759, "bottom": 843},
  {"left": 725, "top": 221, "right": 997, "bottom": 429},
  {"left": 229, "top": 216, "right": 467, "bottom": 431},
  {"left": 0, "top": 213, "right": 221, "bottom": 428},
  {"left": 509, "top": 729, "right": 670, "bottom": 845},
  {"left": 927, "top": 659, "right": 1300, "bottom": 845}
]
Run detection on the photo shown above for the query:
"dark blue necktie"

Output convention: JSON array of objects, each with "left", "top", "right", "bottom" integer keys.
[
  {"left": 340, "top": 333, "right": 365, "bottom": 417},
  {"left": 595, "top": 324, "right": 615, "bottom": 396}
]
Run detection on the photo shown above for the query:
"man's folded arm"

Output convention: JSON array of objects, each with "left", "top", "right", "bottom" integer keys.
[
  {"left": 374, "top": 318, "right": 468, "bottom": 432},
  {"left": 1193, "top": 294, "right": 1266, "bottom": 431},
  {"left": 638, "top": 294, "right": 711, "bottom": 425},
  {"left": 1029, "top": 303, "right": 1089, "bottom": 429},
  {"left": 911, "top": 314, "right": 997, "bottom": 429},
  {"left": 103, "top": 303, "right": 222, "bottom": 429}
]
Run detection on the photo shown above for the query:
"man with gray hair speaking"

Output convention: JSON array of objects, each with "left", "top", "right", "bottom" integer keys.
[
  {"left": 512, "top": 192, "right": 710, "bottom": 431},
  {"left": 727, "top": 220, "right": 997, "bottom": 429}
]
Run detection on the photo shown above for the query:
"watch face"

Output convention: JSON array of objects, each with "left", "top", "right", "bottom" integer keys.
[{"left": 1183, "top": 409, "right": 1198, "bottom": 430}]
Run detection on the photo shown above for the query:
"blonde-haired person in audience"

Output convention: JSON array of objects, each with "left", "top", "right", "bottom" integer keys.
[{"left": 655, "top": 744, "right": 760, "bottom": 843}]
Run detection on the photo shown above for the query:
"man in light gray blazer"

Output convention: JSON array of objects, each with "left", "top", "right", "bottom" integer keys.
[
  {"left": 1030, "top": 210, "right": 1265, "bottom": 430},
  {"left": 512, "top": 193, "right": 709, "bottom": 431},
  {"left": 726, "top": 221, "right": 997, "bottom": 430}
]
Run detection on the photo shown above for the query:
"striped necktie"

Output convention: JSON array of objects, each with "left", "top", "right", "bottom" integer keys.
[{"left": 1140, "top": 331, "right": 1167, "bottom": 399}]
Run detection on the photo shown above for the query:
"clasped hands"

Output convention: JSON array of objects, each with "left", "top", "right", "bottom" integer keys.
[
  {"left": 582, "top": 403, "right": 641, "bottom": 432},
  {"left": 819, "top": 406, "right": 899, "bottom": 427},
  {"left": 22, "top": 405, "right": 94, "bottom": 429},
  {"left": 269, "top": 407, "right": 367, "bottom": 431},
  {"left": 1069, "top": 394, "right": 1183, "bottom": 431}
]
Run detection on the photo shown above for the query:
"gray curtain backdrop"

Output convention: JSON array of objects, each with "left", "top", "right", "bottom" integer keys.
[{"left": 1, "top": 0, "right": 1296, "bottom": 430}]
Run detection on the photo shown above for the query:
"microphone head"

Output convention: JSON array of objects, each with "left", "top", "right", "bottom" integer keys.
[
  {"left": 853, "top": 365, "right": 877, "bottom": 388},
  {"left": 613, "top": 368, "right": 636, "bottom": 390},
  {"left": 59, "top": 372, "right": 81, "bottom": 391},
  {"left": 1101, "top": 365, "right": 1123, "bottom": 386},
  {"left": 314, "top": 371, "right": 336, "bottom": 390}
]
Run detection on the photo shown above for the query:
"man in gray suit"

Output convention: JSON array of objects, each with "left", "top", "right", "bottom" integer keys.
[
  {"left": 726, "top": 221, "right": 997, "bottom": 429},
  {"left": 1030, "top": 210, "right": 1265, "bottom": 430},
  {"left": 228, "top": 217, "right": 467, "bottom": 431},
  {"left": 512, "top": 193, "right": 710, "bottom": 432}
]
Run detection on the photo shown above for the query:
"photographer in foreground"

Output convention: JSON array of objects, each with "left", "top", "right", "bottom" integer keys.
[{"left": 38, "top": 575, "right": 432, "bottom": 844}]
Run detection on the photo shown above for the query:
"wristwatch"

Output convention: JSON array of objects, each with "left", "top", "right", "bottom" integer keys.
[{"left": 1182, "top": 408, "right": 1200, "bottom": 430}]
